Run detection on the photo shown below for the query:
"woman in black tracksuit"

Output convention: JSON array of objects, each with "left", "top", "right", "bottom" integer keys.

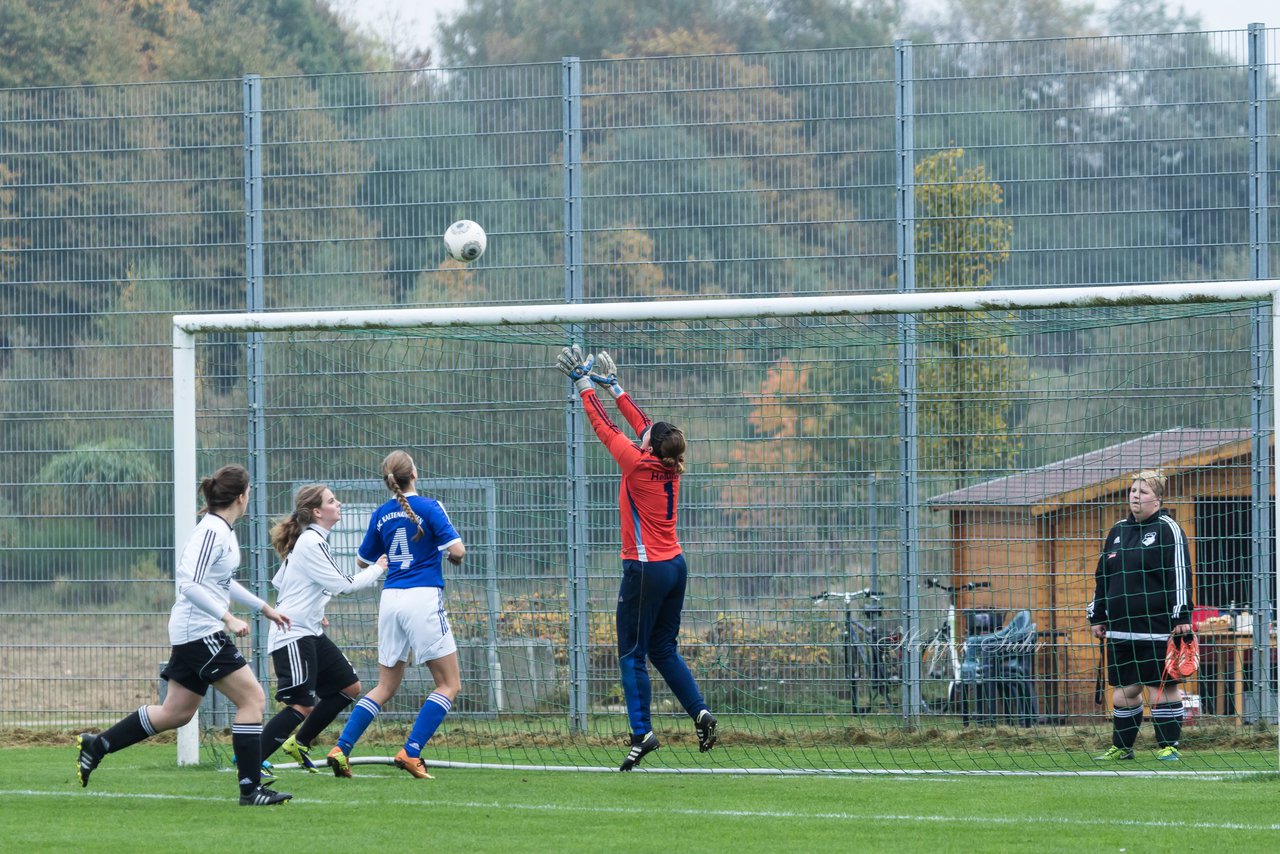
[{"left": 1088, "top": 470, "right": 1193, "bottom": 761}]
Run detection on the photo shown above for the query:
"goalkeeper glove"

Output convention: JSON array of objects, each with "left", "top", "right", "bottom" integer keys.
[
  {"left": 556, "top": 345, "right": 595, "bottom": 393},
  {"left": 590, "top": 350, "right": 625, "bottom": 398}
]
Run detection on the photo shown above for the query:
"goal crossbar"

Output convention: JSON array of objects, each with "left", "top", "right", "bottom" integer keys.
[{"left": 173, "top": 280, "right": 1280, "bottom": 335}]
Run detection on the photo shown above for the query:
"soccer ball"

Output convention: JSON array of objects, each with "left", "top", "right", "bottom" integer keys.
[{"left": 443, "top": 219, "right": 487, "bottom": 262}]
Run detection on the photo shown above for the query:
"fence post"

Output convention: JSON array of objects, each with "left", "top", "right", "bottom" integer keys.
[
  {"left": 242, "top": 74, "right": 270, "bottom": 691},
  {"left": 1247, "top": 23, "right": 1276, "bottom": 728},
  {"left": 562, "top": 55, "right": 590, "bottom": 734},
  {"left": 894, "top": 39, "right": 924, "bottom": 726}
]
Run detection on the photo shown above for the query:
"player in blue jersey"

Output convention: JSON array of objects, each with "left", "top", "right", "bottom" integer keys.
[
  {"left": 558, "top": 346, "right": 717, "bottom": 771},
  {"left": 326, "top": 450, "right": 466, "bottom": 779},
  {"left": 76, "top": 464, "right": 294, "bottom": 806}
]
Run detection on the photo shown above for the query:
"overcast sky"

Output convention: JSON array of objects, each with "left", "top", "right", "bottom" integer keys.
[{"left": 334, "top": 0, "right": 1272, "bottom": 59}]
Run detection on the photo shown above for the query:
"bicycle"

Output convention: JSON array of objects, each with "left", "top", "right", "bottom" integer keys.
[
  {"left": 812, "top": 588, "right": 902, "bottom": 714},
  {"left": 921, "top": 577, "right": 991, "bottom": 712}
]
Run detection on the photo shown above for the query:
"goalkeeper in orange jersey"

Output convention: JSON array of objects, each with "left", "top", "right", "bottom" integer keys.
[{"left": 557, "top": 345, "right": 717, "bottom": 771}]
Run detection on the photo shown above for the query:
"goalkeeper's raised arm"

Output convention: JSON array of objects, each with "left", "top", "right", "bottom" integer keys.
[
  {"left": 558, "top": 345, "right": 637, "bottom": 466},
  {"left": 590, "top": 350, "right": 652, "bottom": 437}
]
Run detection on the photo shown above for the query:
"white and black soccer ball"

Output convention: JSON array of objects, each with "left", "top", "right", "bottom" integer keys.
[{"left": 443, "top": 219, "right": 487, "bottom": 262}]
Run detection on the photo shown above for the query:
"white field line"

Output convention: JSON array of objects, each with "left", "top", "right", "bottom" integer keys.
[
  {"left": 262, "top": 756, "right": 1273, "bottom": 778},
  {"left": 3, "top": 789, "right": 1277, "bottom": 832}
]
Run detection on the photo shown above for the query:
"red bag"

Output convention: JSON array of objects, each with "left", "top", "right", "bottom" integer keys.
[{"left": 1164, "top": 632, "right": 1200, "bottom": 680}]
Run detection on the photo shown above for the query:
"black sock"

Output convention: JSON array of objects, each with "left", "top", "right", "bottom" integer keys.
[
  {"left": 231, "top": 724, "right": 264, "bottom": 796},
  {"left": 295, "top": 693, "right": 354, "bottom": 746},
  {"left": 97, "top": 706, "right": 158, "bottom": 755},
  {"left": 1151, "top": 701, "right": 1185, "bottom": 748},
  {"left": 1112, "top": 704, "right": 1143, "bottom": 750},
  {"left": 260, "top": 708, "right": 305, "bottom": 762}
]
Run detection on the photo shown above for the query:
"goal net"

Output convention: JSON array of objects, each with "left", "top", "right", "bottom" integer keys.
[{"left": 174, "top": 282, "right": 1280, "bottom": 774}]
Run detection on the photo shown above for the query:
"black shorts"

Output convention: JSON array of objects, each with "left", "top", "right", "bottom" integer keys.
[
  {"left": 1107, "top": 637, "right": 1177, "bottom": 687},
  {"left": 160, "top": 632, "right": 248, "bottom": 696},
  {"left": 270, "top": 634, "right": 359, "bottom": 707}
]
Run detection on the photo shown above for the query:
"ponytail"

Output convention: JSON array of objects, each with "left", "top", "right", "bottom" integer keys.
[
  {"left": 199, "top": 464, "right": 249, "bottom": 515},
  {"left": 269, "top": 484, "right": 329, "bottom": 559},
  {"left": 649, "top": 422, "right": 686, "bottom": 474}
]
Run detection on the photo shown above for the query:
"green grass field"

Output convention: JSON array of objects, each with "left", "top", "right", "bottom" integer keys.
[{"left": 3, "top": 741, "right": 1277, "bottom": 853}]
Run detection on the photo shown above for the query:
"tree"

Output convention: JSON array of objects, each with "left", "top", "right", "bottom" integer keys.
[
  {"left": 575, "top": 28, "right": 877, "bottom": 300},
  {"left": 716, "top": 357, "right": 852, "bottom": 592},
  {"left": 884, "top": 149, "right": 1027, "bottom": 486},
  {"left": 926, "top": 0, "right": 1099, "bottom": 43},
  {"left": 0, "top": 162, "right": 24, "bottom": 359},
  {"left": 437, "top": 0, "right": 897, "bottom": 66},
  {"left": 719, "top": 358, "right": 817, "bottom": 587},
  {"left": 910, "top": 1, "right": 1244, "bottom": 292},
  {"left": 36, "top": 439, "right": 162, "bottom": 535},
  {"left": 0, "top": 0, "right": 153, "bottom": 87},
  {"left": 584, "top": 226, "right": 669, "bottom": 299},
  {"left": 351, "top": 82, "right": 559, "bottom": 305}
]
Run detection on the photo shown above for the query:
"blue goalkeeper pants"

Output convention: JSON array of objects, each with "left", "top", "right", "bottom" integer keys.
[{"left": 616, "top": 554, "right": 708, "bottom": 736}]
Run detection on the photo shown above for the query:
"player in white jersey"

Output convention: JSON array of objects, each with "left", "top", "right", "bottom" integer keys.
[
  {"left": 327, "top": 449, "right": 465, "bottom": 780},
  {"left": 76, "top": 464, "right": 294, "bottom": 806},
  {"left": 259, "top": 484, "right": 387, "bottom": 772}
]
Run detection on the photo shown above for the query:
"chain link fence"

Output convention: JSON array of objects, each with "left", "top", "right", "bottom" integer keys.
[{"left": 1, "top": 29, "right": 1277, "bottom": 737}]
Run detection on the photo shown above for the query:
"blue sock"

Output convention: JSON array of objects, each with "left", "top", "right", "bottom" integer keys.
[
  {"left": 336, "top": 697, "right": 381, "bottom": 755},
  {"left": 404, "top": 692, "right": 452, "bottom": 758}
]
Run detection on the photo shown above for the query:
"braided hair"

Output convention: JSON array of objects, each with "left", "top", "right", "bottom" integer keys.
[
  {"left": 269, "top": 484, "right": 328, "bottom": 559},
  {"left": 382, "top": 450, "right": 425, "bottom": 541}
]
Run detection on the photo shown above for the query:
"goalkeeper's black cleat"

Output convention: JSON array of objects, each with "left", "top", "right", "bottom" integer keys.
[
  {"left": 239, "top": 785, "right": 292, "bottom": 806},
  {"left": 77, "top": 733, "right": 104, "bottom": 788},
  {"left": 695, "top": 709, "right": 718, "bottom": 753},
  {"left": 618, "top": 731, "right": 660, "bottom": 772}
]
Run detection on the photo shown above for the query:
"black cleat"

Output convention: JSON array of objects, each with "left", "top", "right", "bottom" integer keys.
[
  {"left": 695, "top": 709, "right": 718, "bottom": 753},
  {"left": 239, "top": 785, "right": 292, "bottom": 806},
  {"left": 619, "top": 731, "right": 660, "bottom": 772},
  {"left": 77, "top": 733, "right": 104, "bottom": 788}
]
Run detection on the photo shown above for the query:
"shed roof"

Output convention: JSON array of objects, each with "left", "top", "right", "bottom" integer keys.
[{"left": 929, "top": 427, "right": 1253, "bottom": 514}]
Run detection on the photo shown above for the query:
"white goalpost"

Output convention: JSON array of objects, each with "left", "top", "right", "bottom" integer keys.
[{"left": 172, "top": 281, "right": 1280, "bottom": 773}]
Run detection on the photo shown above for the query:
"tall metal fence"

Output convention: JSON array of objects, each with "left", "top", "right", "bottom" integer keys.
[{"left": 1, "top": 28, "right": 1278, "bottom": 732}]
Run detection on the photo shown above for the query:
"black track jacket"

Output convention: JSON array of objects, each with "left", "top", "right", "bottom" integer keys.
[{"left": 1088, "top": 508, "right": 1193, "bottom": 640}]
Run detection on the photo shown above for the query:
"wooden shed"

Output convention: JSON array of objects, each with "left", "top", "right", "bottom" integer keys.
[{"left": 928, "top": 427, "right": 1262, "bottom": 719}]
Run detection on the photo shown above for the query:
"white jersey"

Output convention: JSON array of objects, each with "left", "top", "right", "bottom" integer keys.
[
  {"left": 169, "top": 513, "right": 243, "bottom": 645},
  {"left": 268, "top": 523, "right": 384, "bottom": 653}
]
